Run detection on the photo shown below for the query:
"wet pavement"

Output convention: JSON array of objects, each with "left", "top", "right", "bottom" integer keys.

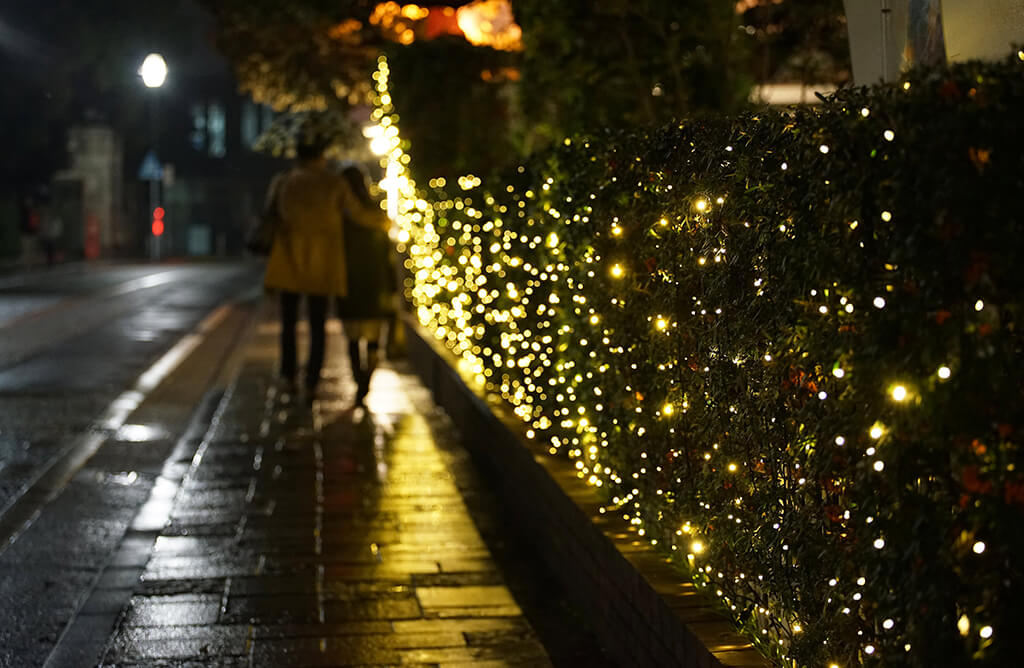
[{"left": 96, "top": 313, "right": 558, "bottom": 667}]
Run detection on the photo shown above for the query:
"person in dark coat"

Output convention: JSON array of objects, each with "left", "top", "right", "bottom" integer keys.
[{"left": 337, "top": 164, "right": 396, "bottom": 406}]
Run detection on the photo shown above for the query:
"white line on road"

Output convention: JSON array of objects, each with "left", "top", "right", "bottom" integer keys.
[{"left": 0, "top": 302, "right": 235, "bottom": 553}]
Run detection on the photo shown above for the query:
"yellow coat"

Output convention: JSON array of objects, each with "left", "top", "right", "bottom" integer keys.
[{"left": 263, "top": 163, "right": 387, "bottom": 297}]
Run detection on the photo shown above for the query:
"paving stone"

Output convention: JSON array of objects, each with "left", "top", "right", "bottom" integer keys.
[
  {"left": 222, "top": 594, "right": 321, "bottom": 624},
  {"left": 121, "top": 595, "right": 222, "bottom": 627},
  {"left": 249, "top": 638, "right": 402, "bottom": 666},
  {"left": 251, "top": 621, "right": 393, "bottom": 638},
  {"left": 322, "top": 595, "right": 423, "bottom": 622},
  {"left": 426, "top": 605, "right": 524, "bottom": 619},
  {"left": 104, "top": 625, "right": 250, "bottom": 661},
  {"left": 417, "top": 586, "right": 517, "bottom": 609},
  {"left": 392, "top": 618, "right": 529, "bottom": 635},
  {"left": 410, "top": 571, "right": 506, "bottom": 587},
  {"left": 398, "top": 643, "right": 551, "bottom": 665}
]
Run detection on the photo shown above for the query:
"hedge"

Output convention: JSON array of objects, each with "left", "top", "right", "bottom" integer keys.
[{"left": 376, "top": 52, "right": 1024, "bottom": 667}]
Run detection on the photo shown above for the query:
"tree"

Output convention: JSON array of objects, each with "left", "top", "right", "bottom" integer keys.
[
  {"left": 201, "top": 1, "right": 753, "bottom": 179},
  {"left": 736, "top": 0, "right": 850, "bottom": 86},
  {"left": 513, "top": 0, "right": 750, "bottom": 149}
]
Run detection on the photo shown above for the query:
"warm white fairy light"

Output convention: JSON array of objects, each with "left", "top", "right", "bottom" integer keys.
[{"left": 372, "top": 54, "right": 1009, "bottom": 667}]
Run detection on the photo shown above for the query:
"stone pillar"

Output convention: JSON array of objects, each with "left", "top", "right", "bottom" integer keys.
[
  {"left": 941, "top": 0, "right": 1024, "bottom": 62},
  {"left": 60, "top": 125, "right": 123, "bottom": 258}
]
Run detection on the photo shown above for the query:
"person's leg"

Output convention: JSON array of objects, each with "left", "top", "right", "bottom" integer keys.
[
  {"left": 347, "top": 338, "right": 363, "bottom": 385},
  {"left": 305, "top": 294, "right": 328, "bottom": 391},
  {"left": 355, "top": 320, "right": 385, "bottom": 404},
  {"left": 279, "top": 291, "right": 299, "bottom": 384},
  {"left": 355, "top": 339, "right": 379, "bottom": 404}
]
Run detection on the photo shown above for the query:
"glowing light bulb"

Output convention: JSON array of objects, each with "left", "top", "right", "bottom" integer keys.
[
  {"left": 884, "top": 130, "right": 895, "bottom": 141},
  {"left": 973, "top": 541, "right": 986, "bottom": 554},
  {"left": 873, "top": 538, "right": 885, "bottom": 549},
  {"left": 610, "top": 264, "right": 624, "bottom": 278},
  {"left": 691, "top": 540, "right": 705, "bottom": 554},
  {"left": 958, "top": 615, "right": 970, "bottom": 636},
  {"left": 819, "top": 144, "right": 830, "bottom": 154},
  {"left": 833, "top": 367, "right": 845, "bottom": 378},
  {"left": 975, "top": 299, "right": 985, "bottom": 311},
  {"left": 695, "top": 199, "right": 708, "bottom": 212},
  {"left": 864, "top": 645, "right": 876, "bottom": 655},
  {"left": 663, "top": 403, "right": 674, "bottom": 416},
  {"left": 873, "top": 297, "right": 886, "bottom": 309},
  {"left": 890, "top": 385, "right": 907, "bottom": 401},
  {"left": 883, "top": 619, "right": 894, "bottom": 629},
  {"left": 938, "top": 366, "right": 951, "bottom": 379},
  {"left": 881, "top": 211, "right": 892, "bottom": 222},
  {"left": 870, "top": 423, "right": 884, "bottom": 439},
  {"left": 980, "top": 626, "right": 993, "bottom": 639}
]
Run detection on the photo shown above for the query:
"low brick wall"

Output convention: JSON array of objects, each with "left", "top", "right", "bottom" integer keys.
[{"left": 403, "top": 315, "right": 769, "bottom": 668}]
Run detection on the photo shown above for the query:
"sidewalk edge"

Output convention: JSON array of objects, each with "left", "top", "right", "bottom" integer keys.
[{"left": 402, "top": 312, "right": 770, "bottom": 668}]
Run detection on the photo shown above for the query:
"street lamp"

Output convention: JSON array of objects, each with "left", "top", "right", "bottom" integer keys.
[
  {"left": 139, "top": 53, "right": 166, "bottom": 260},
  {"left": 139, "top": 53, "right": 167, "bottom": 88}
]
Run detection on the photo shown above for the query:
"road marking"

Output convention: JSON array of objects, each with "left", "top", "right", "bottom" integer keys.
[
  {"left": 0, "top": 269, "right": 185, "bottom": 367},
  {"left": 0, "top": 268, "right": 180, "bottom": 332},
  {"left": 0, "top": 302, "right": 235, "bottom": 553}
]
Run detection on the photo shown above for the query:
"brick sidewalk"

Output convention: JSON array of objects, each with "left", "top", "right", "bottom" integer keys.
[{"left": 98, "top": 311, "right": 552, "bottom": 667}]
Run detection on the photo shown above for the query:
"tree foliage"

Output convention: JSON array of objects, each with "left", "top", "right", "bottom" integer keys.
[
  {"left": 198, "top": 0, "right": 385, "bottom": 112},
  {"left": 513, "top": 0, "right": 750, "bottom": 150},
  {"left": 737, "top": 0, "right": 850, "bottom": 85},
  {"left": 202, "top": 1, "right": 756, "bottom": 178}
]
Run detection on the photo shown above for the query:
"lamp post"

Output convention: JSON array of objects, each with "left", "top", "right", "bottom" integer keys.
[{"left": 139, "top": 53, "right": 167, "bottom": 261}]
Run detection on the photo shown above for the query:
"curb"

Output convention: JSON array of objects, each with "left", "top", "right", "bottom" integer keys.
[{"left": 402, "top": 313, "right": 770, "bottom": 668}]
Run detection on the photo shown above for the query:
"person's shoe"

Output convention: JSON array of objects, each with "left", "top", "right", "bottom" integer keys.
[
  {"left": 354, "top": 376, "right": 370, "bottom": 406},
  {"left": 277, "top": 374, "right": 297, "bottom": 395}
]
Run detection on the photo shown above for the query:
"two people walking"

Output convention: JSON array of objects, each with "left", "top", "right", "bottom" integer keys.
[{"left": 261, "top": 133, "right": 394, "bottom": 404}]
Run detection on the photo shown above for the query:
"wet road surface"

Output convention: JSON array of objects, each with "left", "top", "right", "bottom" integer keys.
[{"left": 0, "top": 264, "right": 611, "bottom": 667}]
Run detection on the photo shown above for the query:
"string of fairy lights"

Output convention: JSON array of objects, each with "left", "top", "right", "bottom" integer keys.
[{"left": 368, "top": 53, "right": 1011, "bottom": 667}]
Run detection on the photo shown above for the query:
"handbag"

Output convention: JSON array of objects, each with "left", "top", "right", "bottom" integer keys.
[{"left": 246, "top": 172, "right": 284, "bottom": 255}]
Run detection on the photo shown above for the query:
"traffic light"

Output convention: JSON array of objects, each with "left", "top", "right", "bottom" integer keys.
[{"left": 151, "top": 206, "right": 165, "bottom": 237}]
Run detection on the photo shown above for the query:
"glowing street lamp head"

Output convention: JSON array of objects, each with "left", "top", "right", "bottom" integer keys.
[{"left": 140, "top": 53, "right": 168, "bottom": 88}]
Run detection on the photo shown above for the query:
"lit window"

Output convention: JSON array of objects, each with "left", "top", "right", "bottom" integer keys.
[
  {"left": 208, "top": 103, "right": 226, "bottom": 158},
  {"left": 190, "top": 104, "right": 206, "bottom": 151},
  {"left": 241, "top": 101, "right": 259, "bottom": 148}
]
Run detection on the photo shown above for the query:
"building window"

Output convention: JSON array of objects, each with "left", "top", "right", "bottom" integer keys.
[
  {"left": 241, "top": 101, "right": 259, "bottom": 148},
  {"left": 190, "top": 104, "right": 206, "bottom": 151},
  {"left": 208, "top": 103, "right": 226, "bottom": 158}
]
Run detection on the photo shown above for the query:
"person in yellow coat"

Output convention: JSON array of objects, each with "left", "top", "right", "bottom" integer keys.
[{"left": 263, "top": 135, "right": 389, "bottom": 396}]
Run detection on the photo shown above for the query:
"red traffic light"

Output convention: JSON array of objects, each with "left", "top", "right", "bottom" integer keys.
[
  {"left": 153, "top": 207, "right": 165, "bottom": 220},
  {"left": 152, "top": 219, "right": 164, "bottom": 236}
]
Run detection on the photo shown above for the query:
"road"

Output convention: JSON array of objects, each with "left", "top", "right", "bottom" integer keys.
[{"left": 0, "top": 261, "right": 262, "bottom": 665}]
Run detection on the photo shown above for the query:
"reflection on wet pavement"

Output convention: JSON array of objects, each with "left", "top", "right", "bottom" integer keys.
[{"left": 101, "top": 315, "right": 552, "bottom": 666}]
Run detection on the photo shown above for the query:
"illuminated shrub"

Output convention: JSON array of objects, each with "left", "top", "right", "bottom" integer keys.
[{"left": 380, "top": 53, "right": 1024, "bottom": 666}]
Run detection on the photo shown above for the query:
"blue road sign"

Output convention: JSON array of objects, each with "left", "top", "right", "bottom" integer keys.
[{"left": 138, "top": 150, "right": 163, "bottom": 181}]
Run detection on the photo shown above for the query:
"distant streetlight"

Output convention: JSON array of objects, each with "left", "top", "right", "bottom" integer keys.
[
  {"left": 139, "top": 53, "right": 167, "bottom": 88},
  {"left": 140, "top": 53, "right": 167, "bottom": 260}
]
